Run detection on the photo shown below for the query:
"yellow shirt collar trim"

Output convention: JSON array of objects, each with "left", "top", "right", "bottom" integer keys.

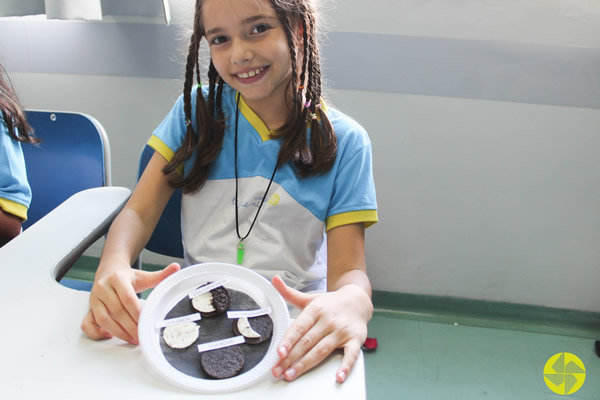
[
  {"left": 238, "top": 94, "right": 273, "bottom": 142},
  {"left": 237, "top": 93, "right": 329, "bottom": 143}
]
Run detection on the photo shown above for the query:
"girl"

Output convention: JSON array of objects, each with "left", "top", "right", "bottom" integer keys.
[
  {"left": 0, "top": 64, "right": 38, "bottom": 247},
  {"left": 81, "top": 0, "right": 378, "bottom": 383}
]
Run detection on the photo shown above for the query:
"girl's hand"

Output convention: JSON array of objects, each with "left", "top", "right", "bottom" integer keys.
[
  {"left": 81, "top": 263, "right": 181, "bottom": 344},
  {"left": 271, "top": 275, "right": 373, "bottom": 383}
]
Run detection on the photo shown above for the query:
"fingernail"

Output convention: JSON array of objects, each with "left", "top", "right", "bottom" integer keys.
[
  {"left": 278, "top": 346, "right": 288, "bottom": 358},
  {"left": 273, "top": 366, "right": 284, "bottom": 377},
  {"left": 284, "top": 368, "right": 296, "bottom": 380},
  {"left": 337, "top": 371, "right": 346, "bottom": 382}
]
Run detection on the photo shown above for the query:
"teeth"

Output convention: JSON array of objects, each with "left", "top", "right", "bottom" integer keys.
[{"left": 238, "top": 67, "right": 264, "bottom": 79}]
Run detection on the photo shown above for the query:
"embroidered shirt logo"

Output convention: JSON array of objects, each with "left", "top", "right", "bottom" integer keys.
[{"left": 268, "top": 193, "right": 280, "bottom": 206}]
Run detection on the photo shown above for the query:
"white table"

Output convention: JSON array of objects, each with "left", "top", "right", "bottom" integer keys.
[{"left": 0, "top": 187, "right": 366, "bottom": 399}]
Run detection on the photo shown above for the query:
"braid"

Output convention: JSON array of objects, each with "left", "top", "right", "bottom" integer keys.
[
  {"left": 164, "top": 0, "right": 225, "bottom": 192},
  {"left": 180, "top": 58, "right": 226, "bottom": 191},
  {"left": 271, "top": 4, "right": 300, "bottom": 107},
  {"left": 270, "top": 2, "right": 309, "bottom": 166},
  {"left": 208, "top": 60, "right": 218, "bottom": 119},
  {"left": 216, "top": 76, "right": 225, "bottom": 117},
  {"left": 269, "top": 1, "right": 336, "bottom": 176},
  {"left": 298, "top": 17, "right": 311, "bottom": 127},
  {"left": 307, "top": 9, "right": 337, "bottom": 171},
  {"left": 299, "top": 8, "right": 336, "bottom": 175},
  {"left": 163, "top": 22, "right": 200, "bottom": 177}
]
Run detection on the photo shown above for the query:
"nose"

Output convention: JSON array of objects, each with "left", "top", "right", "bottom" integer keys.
[{"left": 231, "top": 38, "right": 253, "bottom": 65}]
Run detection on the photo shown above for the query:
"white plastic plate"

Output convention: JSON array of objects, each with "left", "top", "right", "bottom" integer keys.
[{"left": 138, "top": 263, "right": 290, "bottom": 393}]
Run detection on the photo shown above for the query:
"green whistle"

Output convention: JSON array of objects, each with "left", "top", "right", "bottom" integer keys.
[{"left": 237, "top": 241, "right": 245, "bottom": 265}]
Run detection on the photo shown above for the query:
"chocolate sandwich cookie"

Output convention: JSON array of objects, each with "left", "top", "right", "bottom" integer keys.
[
  {"left": 232, "top": 315, "right": 273, "bottom": 344},
  {"left": 191, "top": 284, "right": 231, "bottom": 318},
  {"left": 162, "top": 322, "right": 200, "bottom": 349},
  {"left": 200, "top": 345, "right": 245, "bottom": 379}
]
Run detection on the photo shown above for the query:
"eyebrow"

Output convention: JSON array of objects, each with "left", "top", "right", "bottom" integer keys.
[{"left": 205, "top": 15, "right": 278, "bottom": 36}]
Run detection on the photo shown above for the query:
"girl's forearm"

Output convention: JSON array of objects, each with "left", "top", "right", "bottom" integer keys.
[
  {"left": 96, "top": 207, "right": 152, "bottom": 278},
  {"left": 95, "top": 153, "right": 176, "bottom": 279}
]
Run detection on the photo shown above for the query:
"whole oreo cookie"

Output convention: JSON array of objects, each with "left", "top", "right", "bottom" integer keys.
[
  {"left": 200, "top": 346, "right": 245, "bottom": 379},
  {"left": 191, "top": 284, "right": 231, "bottom": 318},
  {"left": 233, "top": 315, "right": 274, "bottom": 344}
]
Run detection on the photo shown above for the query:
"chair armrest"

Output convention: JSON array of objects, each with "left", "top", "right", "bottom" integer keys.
[{"left": 0, "top": 187, "right": 131, "bottom": 284}]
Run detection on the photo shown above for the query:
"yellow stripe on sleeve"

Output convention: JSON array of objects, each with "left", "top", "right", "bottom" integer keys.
[
  {"left": 0, "top": 198, "right": 28, "bottom": 221},
  {"left": 147, "top": 135, "right": 184, "bottom": 176},
  {"left": 326, "top": 210, "right": 378, "bottom": 232}
]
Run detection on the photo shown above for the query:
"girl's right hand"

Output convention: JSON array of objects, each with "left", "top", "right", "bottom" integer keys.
[{"left": 81, "top": 262, "right": 181, "bottom": 344}]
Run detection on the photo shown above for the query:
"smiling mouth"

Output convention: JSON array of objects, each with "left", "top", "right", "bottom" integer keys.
[{"left": 236, "top": 66, "right": 267, "bottom": 79}]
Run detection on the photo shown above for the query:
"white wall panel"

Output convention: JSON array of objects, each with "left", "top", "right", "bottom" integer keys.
[
  {"left": 328, "top": 89, "right": 600, "bottom": 311},
  {"left": 327, "top": 0, "right": 600, "bottom": 47}
]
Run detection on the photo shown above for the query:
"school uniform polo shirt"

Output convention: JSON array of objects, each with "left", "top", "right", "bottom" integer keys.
[{"left": 149, "top": 85, "right": 377, "bottom": 291}]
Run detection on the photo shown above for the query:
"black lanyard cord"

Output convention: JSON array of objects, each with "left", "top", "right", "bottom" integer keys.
[{"left": 234, "top": 93, "right": 280, "bottom": 242}]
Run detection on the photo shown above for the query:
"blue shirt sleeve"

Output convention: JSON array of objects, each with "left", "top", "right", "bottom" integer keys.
[
  {"left": 325, "top": 111, "right": 378, "bottom": 229},
  {"left": 0, "top": 118, "right": 32, "bottom": 220},
  {"left": 149, "top": 89, "right": 203, "bottom": 178}
]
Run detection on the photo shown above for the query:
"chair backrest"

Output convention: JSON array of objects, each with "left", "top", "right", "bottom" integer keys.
[
  {"left": 138, "top": 145, "right": 183, "bottom": 258},
  {"left": 22, "top": 110, "right": 111, "bottom": 230}
]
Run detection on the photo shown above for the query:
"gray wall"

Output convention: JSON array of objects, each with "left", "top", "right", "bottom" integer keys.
[{"left": 2, "top": 0, "right": 599, "bottom": 312}]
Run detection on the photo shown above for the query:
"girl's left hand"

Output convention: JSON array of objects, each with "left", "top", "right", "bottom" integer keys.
[{"left": 271, "top": 275, "right": 373, "bottom": 383}]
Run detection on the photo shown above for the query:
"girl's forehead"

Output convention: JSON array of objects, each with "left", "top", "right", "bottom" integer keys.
[{"left": 202, "top": 0, "right": 276, "bottom": 28}]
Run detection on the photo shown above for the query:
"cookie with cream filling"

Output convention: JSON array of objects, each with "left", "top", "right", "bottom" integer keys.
[
  {"left": 191, "top": 284, "right": 230, "bottom": 318},
  {"left": 232, "top": 315, "right": 273, "bottom": 344},
  {"left": 162, "top": 322, "right": 200, "bottom": 349}
]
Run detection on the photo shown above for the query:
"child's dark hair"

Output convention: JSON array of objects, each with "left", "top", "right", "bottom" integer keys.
[
  {"left": 164, "top": 0, "right": 336, "bottom": 193},
  {"left": 0, "top": 64, "right": 39, "bottom": 144}
]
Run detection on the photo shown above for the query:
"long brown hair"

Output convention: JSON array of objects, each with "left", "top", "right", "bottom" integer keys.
[
  {"left": 164, "top": 0, "right": 336, "bottom": 193},
  {"left": 0, "top": 64, "right": 38, "bottom": 144}
]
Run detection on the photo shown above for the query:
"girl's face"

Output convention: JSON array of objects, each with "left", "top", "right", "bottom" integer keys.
[{"left": 202, "top": 0, "right": 294, "bottom": 107}]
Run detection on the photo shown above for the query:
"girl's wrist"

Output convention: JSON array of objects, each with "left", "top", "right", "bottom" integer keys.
[
  {"left": 329, "top": 269, "right": 372, "bottom": 298},
  {"left": 336, "top": 283, "right": 374, "bottom": 317},
  {"left": 96, "top": 256, "right": 133, "bottom": 278}
]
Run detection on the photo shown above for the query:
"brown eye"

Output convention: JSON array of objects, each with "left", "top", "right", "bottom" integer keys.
[
  {"left": 251, "top": 24, "right": 270, "bottom": 34},
  {"left": 211, "top": 35, "right": 228, "bottom": 45}
]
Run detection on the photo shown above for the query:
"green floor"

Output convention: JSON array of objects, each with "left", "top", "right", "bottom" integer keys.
[
  {"left": 64, "top": 256, "right": 600, "bottom": 399},
  {"left": 365, "top": 312, "right": 598, "bottom": 399}
]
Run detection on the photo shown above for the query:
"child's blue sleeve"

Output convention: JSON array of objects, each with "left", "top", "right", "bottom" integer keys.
[
  {"left": 0, "top": 121, "right": 31, "bottom": 220},
  {"left": 325, "top": 118, "right": 378, "bottom": 231},
  {"left": 148, "top": 88, "right": 205, "bottom": 176},
  {"left": 148, "top": 94, "right": 188, "bottom": 163}
]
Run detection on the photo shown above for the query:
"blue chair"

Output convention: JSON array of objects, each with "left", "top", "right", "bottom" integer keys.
[
  {"left": 23, "top": 110, "right": 111, "bottom": 229},
  {"left": 22, "top": 110, "right": 111, "bottom": 290},
  {"left": 137, "top": 145, "right": 183, "bottom": 261}
]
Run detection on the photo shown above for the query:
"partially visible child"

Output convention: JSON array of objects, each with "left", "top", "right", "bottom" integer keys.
[{"left": 0, "top": 63, "right": 38, "bottom": 247}]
